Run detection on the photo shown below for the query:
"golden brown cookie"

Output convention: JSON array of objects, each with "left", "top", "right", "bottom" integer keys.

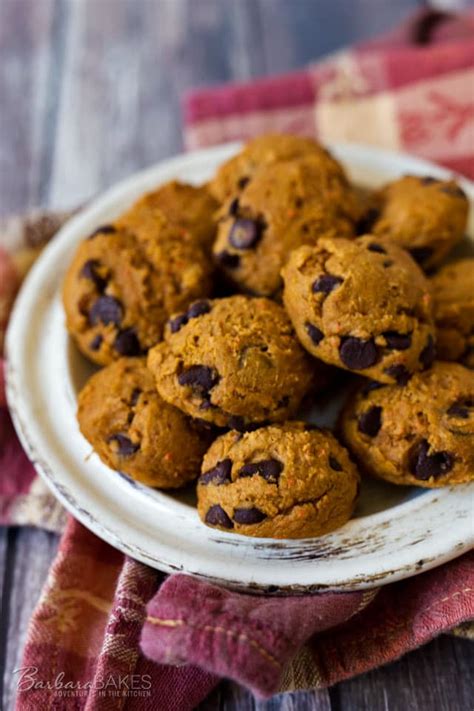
[
  {"left": 197, "top": 422, "right": 359, "bottom": 538},
  {"left": 282, "top": 236, "right": 435, "bottom": 384},
  {"left": 213, "top": 156, "right": 358, "bottom": 296},
  {"left": 430, "top": 259, "right": 474, "bottom": 368},
  {"left": 63, "top": 214, "right": 212, "bottom": 365},
  {"left": 147, "top": 295, "right": 317, "bottom": 429},
  {"left": 209, "top": 133, "right": 345, "bottom": 203},
  {"left": 340, "top": 362, "right": 474, "bottom": 487},
  {"left": 117, "top": 180, "right": 218, "bottom": 252},
  {"left": 372, "top": 175, "right": 468, "bottom": 270},
  {"left": 77, "top": 357, "right": 211, "bottom": 488}
]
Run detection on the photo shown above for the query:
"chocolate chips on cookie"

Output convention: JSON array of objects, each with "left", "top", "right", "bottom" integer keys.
[
  {"left": 197, "top": 423, "right": 359, "bottom": 538},
  {"left": 67, "top": 134, "right": 473, "bottom": 542},
  {"left": 147, "top": 295, "right": 319, "bottom": 428},
  {"left": 282, "top": 235, "right": 435, "bottom": 384},
  {"left": 341, "top": 362, "right": 474, "bottom": 487}
]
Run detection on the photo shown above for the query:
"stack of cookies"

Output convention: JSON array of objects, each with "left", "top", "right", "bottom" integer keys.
[{"left": 64, "top": 134, "right": 474, "bottom": 540}]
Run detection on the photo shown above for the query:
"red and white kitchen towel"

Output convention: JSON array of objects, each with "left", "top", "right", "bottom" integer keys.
[{"left": 0, "top": 8, "right": 473, "bottom": 710}]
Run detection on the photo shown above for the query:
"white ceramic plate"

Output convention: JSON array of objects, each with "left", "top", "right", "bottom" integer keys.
[{"left": 6, "top": 143, "right": 474, "bottom": 592}]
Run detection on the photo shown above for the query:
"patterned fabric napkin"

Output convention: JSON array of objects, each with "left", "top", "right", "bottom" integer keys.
[{"left": 1, "top": 9, "right": 473, "bottom": 710}]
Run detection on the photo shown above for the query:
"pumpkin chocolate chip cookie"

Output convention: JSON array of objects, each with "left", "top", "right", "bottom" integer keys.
[
  {"left": 282, "top": 235, "right": 435, "bottom": 384},
  {"left": 63, "top": 212, "right": 212, "bottom": 365},
  {"left": 340, "top": 361, "right": 474, "bottom": 487},
  {"left": 197, "top": 422, "right": 359, "bottom": 538},
  {"left": 372, "top": 175, "right": 468, "bottom": 270},
  {"left": 213, "top": 155, "right": 358, "bottom": 296},
  {"left": 78, "top": 357, "right": 211, "bottom": 488},
  {"left": 430, "top": 259, "right": 474, "bottom": 369},
  {"left": 147, "top": 295, "right": 317, "bottom": 429}
]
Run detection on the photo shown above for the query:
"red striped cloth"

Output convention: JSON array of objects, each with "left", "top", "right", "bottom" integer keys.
[{"left": 1, "top": 9, "right": 473, "bottom": 709}]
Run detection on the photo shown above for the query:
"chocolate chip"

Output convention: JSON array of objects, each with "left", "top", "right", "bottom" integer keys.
[
  {"left": 80, "top": 260, "right": 106, "bottom": 291},
  {"left": 356, "top": 207, "right": 380, "bottom": 235},
  {"left": 237, "top": 176, "right": 249, "bottom": 189},
  {"left": 90, "top": 296, "right": 123, "bottom": 326},
  {"left": 114, "top": 328, "right": 142, "bottom": 356},
  {"left": 447, "top": 401, "right": 472, "bottom": 419},
  {"left": 312, "top": 274, "right": 343, "bottom": 294},
  {"left": 88, "top": 224, "right": 116, "bottom": 239},
  {"left": 200, "top": 459, "right": 233, "bottom": 485},
  {"left": 191, "top": 417, "right": 218, "bottom": 434},
  {"left": 216, "top": 250, "right": 240, "bottom": 269},
  {"left": 239, "top": 459, "right": 283, "bottom": 484},
  {"left": 108, "top": 434, "right": 139, "bottom": 456},
  {"left": 229, "top": 218, "right": 263, "bottom": 250},
  {"left": 187, "top": 300, "right": 211, "bottom": 320},
  {"left": 384, "top": 364, "right": 411, "bottom": 385},
  {"left": 420, "top": 176, "right": 438, "bottom": 185},
  {"left": 361, "top": 380, "right": 385, "bottom": 395},
  {"left": 461, "top": 345, "right": 474, "bottom": 366},
  {"left": 440, "top": 184, "right": 466, "bottom": 198},
  {"left": 89, "top": 334, "right": 103, "bottom": 351},
  {"left": 358, "top": 406, "right": 382, "bottom": 436},
  {"left": 305, "top": 322, "right": 324, "bottom": 345},
  {"left": 329, "top": 456, "right": 343, "bottom": 471},
  {"left": 420, "top": 335, "right": 436, "bottom": 368},
  {"left": 339, "top": 337, "right": 378, "bottom": 370},
  {"left": 228, "top": 197, "right": 239, "bottom": 216},
  {"left": 205, "top": 505, "right": 234, "bottom": 528},
  {"left": 130, "top": 388, "right": 141, "bottom": 406},
  {"left": 367, "top": 243, "right": 386, "bottom": 254},
  {"left": 409, "top": 439, "right": 454, "bottom": 480},
  {"left": 383, "top": 331, "right": 412, "bottom": 350},
  {"left": 383, "top": 260, "right": 394, "bottom": 268},
  {"left": 227, "top": 415, "right": 246, "bottom": 431},
  {"left": 169, "top": 313, "right": 188, "bottom": 333},
  {"left": 178, "top": 365, "right": 219, "bottom": 395},
  {"left": 233, "top": 507, "right": 267, "bottom": 524},
  {"left": 409, "top": 246, "right": 433, "bottom": 266},
  {"left": 227, "top": 416, "right": 267, "bottom": 433}
]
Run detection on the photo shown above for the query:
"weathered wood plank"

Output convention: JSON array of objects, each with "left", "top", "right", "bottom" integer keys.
[
  {"left": 49, "top": 0, "right": 266, "bottom": 210},
  {"left": 257, "top": 0, "right": 420, "bottom": 72},
  {"left": 2, "top": 528, "right": 59, "bottom": 711},
  {"left": 332, "top": 634, "right": 474, "bottom": 711},
  {"left": 0, "top": 0, "right": 58, "bottom": 215},
  {"left": 198, "top": 680, "right": 332, "bottom": 710}
]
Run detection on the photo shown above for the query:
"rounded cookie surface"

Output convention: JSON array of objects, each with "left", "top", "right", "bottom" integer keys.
[
  {"left": 282, "top": 236, "right": 435, "bottom": 384},
  {"left": 63, "top": 215, "right": 212, "bottom": 365},
  {"left": 117, "top": 180, "right": 218, "bottom": 252},
  {"left": 430, "top": 259, "right": 474, "bottom": 368},
  {"left": 210, "top": 133, "right": 345, "bottom": 202},
  {"left": 340, "top": 362, "right": 474, "bottom": 487},
  {"left": 197, "top": 422, "right": 359, "bottom": 538},
  {"left": 214, "top": 156, "right": 357, "bottom": 296},
  {"left": 147, "top": 296, "right": 316, "bottom": 428},
  {"left": 77, "top": 357, "right": 210, "bottom": 488},
  {"left": 372, "top": 175, "right": 468, "bottom": 270}
]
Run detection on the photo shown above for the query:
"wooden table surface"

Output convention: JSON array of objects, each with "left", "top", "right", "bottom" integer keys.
[{"left": 0, "top": 1, "right": 472, "bottom": 709}]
